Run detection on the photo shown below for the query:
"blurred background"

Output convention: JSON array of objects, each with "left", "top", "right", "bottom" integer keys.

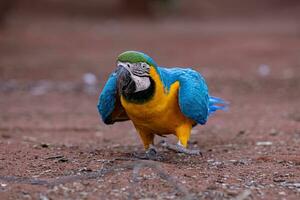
[
  {"left": 1, "top": 0, "right": 300, "bottom": 82},
  {"left": 1, "top": 1, "right": 300, "bottom": 199},
  {"left": 0, "top": 0, "right": 300, "bottom": 142},
  {"left": 1, "top": 0, "right": 300, "bottom": 145}
]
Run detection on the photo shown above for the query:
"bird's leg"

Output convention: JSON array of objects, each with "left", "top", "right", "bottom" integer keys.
[
  {"left": 161, "top": 124, "right": 202, "bottom": 156},
  {"left": 133, "top": 130, "right": 159, "bottom": 160}
]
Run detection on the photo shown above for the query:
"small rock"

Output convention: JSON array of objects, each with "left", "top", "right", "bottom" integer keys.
[
  {"left": 1, "top": 183, "right": 7, "bottom": 187},
  {"left": 256, "top": 141, "right": 273, "bottom": 146},
  {"left": 269, "top": 128, "right": 279, "bottom": 136},
  {"left": 294, "top": 183, "right": 300, "bottom": 188},
  {"left": 279, "top": 191, "right": 286, "bottom": 196},
  {"left": 281, "top": 182, "right": 300, "bottom": 189},
  {"left": 273, "top": 178, "right": 285, "bottom": 183}
]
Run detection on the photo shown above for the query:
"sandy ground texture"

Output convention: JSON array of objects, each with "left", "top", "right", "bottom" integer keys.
[{"left": 1, "top": 13, "right": 300, "bottom": 200}]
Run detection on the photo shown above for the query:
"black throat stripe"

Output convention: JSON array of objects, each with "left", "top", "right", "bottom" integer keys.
[{"left": 122, "top": 78, "right": 155, "bottom": 104}]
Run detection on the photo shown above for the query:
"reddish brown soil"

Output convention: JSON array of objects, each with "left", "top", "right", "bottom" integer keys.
[{"left": 1, "top": 13, "right": 300, "bottom": 199}]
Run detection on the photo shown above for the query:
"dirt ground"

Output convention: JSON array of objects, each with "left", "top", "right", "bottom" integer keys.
[{"left": 1, "top": 11, "right": 300, "bottom": 200}]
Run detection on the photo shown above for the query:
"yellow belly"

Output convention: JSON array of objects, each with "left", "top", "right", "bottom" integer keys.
[{"left": 120, "top": 68, "right": 194, "bottom": 135}]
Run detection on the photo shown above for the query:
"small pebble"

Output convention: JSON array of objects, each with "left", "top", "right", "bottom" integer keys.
[
  {"left": 1, "top": 183, "right": 7, "bottom": 187},
  {"left": 256, "top": 141, "right": 273, "bottom": 146},
  {"left": 269, "top": 128, "right": 279, "bottom": 136},
  {"left": 279, "top": 191, "right": 286, "bottom": 196}
]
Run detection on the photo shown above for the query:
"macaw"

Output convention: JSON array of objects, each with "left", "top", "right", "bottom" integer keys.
[{"left": 98, "top": 51, "right": 228, "bottom": 159}]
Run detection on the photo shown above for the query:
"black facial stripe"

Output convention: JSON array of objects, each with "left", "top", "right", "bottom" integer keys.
[{"left": 122, "top": 78, "right": 155, "bottom": 104}]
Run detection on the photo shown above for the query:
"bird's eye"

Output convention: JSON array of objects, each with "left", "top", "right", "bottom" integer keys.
[{"left": 127, "top": 64, "right": 130, "bottom": 68}]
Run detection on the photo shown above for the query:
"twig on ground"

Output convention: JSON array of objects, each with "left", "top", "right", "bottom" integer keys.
[
  {"left": 45, "top": 155, "right": 64, "bottom": 160},
  {"left": 128, "top": 160, "right": 193, "bottom": 200}
]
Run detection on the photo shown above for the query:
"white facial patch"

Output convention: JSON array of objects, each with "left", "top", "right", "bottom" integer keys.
[
  {"left": 118, "top": 61, "right": 151, "bottom": 93},
  {"left": 131, "top": 74, "right": 151, "bottom": 92}
]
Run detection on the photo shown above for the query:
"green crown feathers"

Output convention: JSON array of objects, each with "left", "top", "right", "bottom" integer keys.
[{"left": 117, "top": 51, "right": 157, "bottom": 67}]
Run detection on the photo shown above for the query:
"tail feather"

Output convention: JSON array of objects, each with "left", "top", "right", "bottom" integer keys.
[{"left": 208, "top": 96, "right": 229, "bottom": 116}]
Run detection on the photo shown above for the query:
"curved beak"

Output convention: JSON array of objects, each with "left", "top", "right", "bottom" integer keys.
[
  {"left": 117, "top": 62, "right": 133, "bottom": 75},
  {"left": 117, "top": 65, "right": 133, "bottom": 94}
]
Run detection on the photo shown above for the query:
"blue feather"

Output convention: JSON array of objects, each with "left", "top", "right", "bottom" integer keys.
[
  {"left": 209, "top": 96, "right": 226, "bottom": 105},
  {"left": 208, "top": 96, "right": 229, "bottom": 115},
  {"left": 97, "top": 72, "right": 118, "bottom": 123}
]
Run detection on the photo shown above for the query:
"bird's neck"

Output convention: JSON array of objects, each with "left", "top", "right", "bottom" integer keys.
[{"left": 121, "top": 78, "right": 155, "bottom": 104}]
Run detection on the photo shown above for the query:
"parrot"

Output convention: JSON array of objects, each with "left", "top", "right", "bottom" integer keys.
[{"left": 97, "top": 51, "right": 228, "bottom": 159}]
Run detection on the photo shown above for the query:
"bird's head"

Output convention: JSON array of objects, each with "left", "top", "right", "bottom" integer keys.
[{"left": 116, "top": 51, "right": 157, "bottom": 97}]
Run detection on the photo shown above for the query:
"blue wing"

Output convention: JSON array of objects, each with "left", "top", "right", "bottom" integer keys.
[
  {"left": 158, "top": 67, "right": 227, "bottom": 125},
  {"left": 178, "top": 69, "right": 210, "bottom": 125},
  {"left": 97, "top": 72, "right": 129, "bottom": 124},
  {"left": 158, "top": 67, "right": 209, "bottom": 125}
]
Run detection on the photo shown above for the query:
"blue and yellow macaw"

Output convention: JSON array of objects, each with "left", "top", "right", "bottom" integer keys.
[{"left": 98, "top": 51, "right": 227, "bottom": 158}]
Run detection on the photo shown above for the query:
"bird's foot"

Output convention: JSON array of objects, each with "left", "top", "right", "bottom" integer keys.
[
  {"left": 133, "top": 146, "right": 161, "bottom": 160},
  {"left": 160, "top": 140, "right": 202, "bottom": 156},
  {"left": 145, "top": 147, "right": 158, "bottom": 160}
]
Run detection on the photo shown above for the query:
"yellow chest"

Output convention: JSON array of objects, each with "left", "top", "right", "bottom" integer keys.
[{"left": 120, "top": 67, "right": 193, "bottom": 134}]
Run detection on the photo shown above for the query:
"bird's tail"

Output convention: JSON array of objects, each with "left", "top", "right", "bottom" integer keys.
[{"left": 208, "top": 96, "right": 229, "bottom": 116}]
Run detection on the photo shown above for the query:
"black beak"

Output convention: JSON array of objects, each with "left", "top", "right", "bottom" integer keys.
[{"left": 117, "top": 66, "right": 135, "bottom": 94}]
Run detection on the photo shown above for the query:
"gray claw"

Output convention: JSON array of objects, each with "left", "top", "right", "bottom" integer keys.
[
  {"left": 176, "top": 145, "right": 202, "bottom": 156},
  {"left": 160, "top": 140, "right": 202, "bottom": 156},
  {"left": 133, "top": 147, "right": 160, "bottom": 160},
  {"left": 146, "top": 147, "right": 157, "bottom": 159}
]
